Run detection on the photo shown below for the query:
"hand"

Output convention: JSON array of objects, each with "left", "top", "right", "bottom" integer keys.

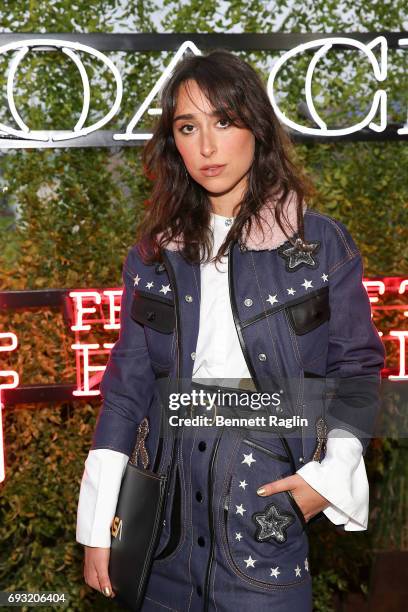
[
  {"left": 256, "top": 474, "right": 331, "bottom": 523},
  {"left": 84, "top": 546, "right": 116, "bottom": 598}
]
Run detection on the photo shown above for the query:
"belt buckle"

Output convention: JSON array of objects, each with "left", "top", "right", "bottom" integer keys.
[{"left": 190, "top": 398, "right": 217, "bottom": 425}]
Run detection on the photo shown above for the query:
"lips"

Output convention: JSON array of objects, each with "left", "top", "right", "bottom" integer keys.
[{"left": 200, "top": 164, "right": 226, "bottom": 177}]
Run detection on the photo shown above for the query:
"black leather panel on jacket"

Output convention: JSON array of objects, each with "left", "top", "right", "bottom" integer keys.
[
  {"left": 285, "top": 286, "right": 330, "bottom": 335},
  {"left": 131, "top": 289, "right": 175, "bottom": 334},
  {"left": 154, "top": 465, "right": 182, "bottom": 560}
]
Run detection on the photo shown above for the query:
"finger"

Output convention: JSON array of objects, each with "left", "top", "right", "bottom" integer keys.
[
  {"left": 256, "top": 475, "right": 296, "bottom": 497},
  {"left": 98, "top": 572, "right": 116, "bottom": 598}
]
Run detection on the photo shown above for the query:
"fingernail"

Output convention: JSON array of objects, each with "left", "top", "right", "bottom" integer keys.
[
  {"left": 103, "top": 587, "right": 111, "bottom": 597},
  {"left": 257, "top": 487, "right": 266, "bottom": 496}
]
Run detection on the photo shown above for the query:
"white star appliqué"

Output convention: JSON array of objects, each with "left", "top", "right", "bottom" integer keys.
[
  {"left": 146, "top": 281, "right": 154, "bottom": 289},
  {"left": 266, "top": 294, "right": 278, "bottom": 306},
  {"left": 270, "top": 567, "right": 280, "bottom": 578},
  {"left": 294, "top": 565, "right": 302, "bottom": 577},
  {"left": 304, "top": 558, "right": 309, "bottom": 572},
  {"left": 235, "top": 532, "right": 243, "bottom": 541},
  {"left": 287, "top": 288, "right": 296, "bottom": 295},
  {"left": 160, "top": 284, "right": 171, "bottom": 295},
  {"left": 133, "top": 274, "right": 141, "bottom": 286},
  {"left": 242, "top": 452, "right": 256, "bottom": 467},
  {"left": 239, "top": 480, "right": 248, "bottom": 490},
  {"left": 244, "top": 555, "right": 256, "bottom": 568},
  {"left": 301, "top": 279, "right": 313, "bottom": 290},
  {"left": 235, "top": 504, "right": 246, "bottom": 516},
  {"left": 321, "top": 273, "right": 328, "bottom": 282}
]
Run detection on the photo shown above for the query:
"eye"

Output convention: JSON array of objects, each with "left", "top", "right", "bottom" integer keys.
[
  {"left": 179, "top": 124, "right": 195, "bottom": 134},
  {"left": 178, "top": 117, "right": 231, "bottom": 135},
  {"left": 218, "top": 118, "right": 231, "bottom": 128}
]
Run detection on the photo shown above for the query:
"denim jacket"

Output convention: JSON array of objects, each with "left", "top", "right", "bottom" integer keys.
[{"left": 91, "top": 199, "right": 385, "bottom": 476}]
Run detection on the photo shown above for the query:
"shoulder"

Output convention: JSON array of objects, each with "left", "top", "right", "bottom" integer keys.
[
  {"left": 304, "top": 207, "right": 361, "bottom": 254},
  {"left": 304, "top": 207, "right": 362, "bottom": 273},
  {"left": 122, "top": 237, "right": 155, "bottom": 279}
]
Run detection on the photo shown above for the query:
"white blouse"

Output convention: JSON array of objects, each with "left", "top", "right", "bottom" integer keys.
[{"left": 76, "top": 212, "right": 369, "bottom": 547}]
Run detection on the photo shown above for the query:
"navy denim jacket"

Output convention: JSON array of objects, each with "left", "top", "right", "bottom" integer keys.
[{"left": 91, "top": 206, "right": 386, "bottom": 474}]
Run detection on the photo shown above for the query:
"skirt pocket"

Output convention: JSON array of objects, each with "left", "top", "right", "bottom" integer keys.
[{"left": 221, "top": 436, "right": 309, "bottom": 588}]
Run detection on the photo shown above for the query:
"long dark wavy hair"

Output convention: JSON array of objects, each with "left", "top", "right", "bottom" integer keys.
[{"left": 137, "top": 49, "right": 314, "bottom": 264}]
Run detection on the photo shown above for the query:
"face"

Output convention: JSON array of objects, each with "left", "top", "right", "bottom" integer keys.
[{"left": 172, "top": 79, "right": 255, "bottom": 213}]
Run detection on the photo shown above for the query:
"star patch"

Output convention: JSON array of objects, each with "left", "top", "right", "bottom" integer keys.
[
  {"left": 252, "top": 502, "right": 295, "bottom": 544},
  {"left": 277, "top": 237, "right": 321, "bottom": 272}
]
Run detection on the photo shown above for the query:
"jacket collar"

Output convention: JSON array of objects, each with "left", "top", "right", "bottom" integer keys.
[{"left": 162, "top": 190, "right": 307, "bottom": 252}]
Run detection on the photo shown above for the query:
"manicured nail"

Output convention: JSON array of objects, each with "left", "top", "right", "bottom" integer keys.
[
  {"left": 103, "top": 587, "right": 111, "bottom": 597},
  {"left": 257, "top": 487, "right": 266, "bottom": 496}
]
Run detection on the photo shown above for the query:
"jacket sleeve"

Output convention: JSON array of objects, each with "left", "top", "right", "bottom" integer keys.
[
  {"left": 90, "top": 246, "right": 156, "bottom": 456},
  {"left": 76, "top": 449, "right": 129, "bottom": 547},
  {"left": 324, "top": 222, "right": 386, "bottom": 455}
]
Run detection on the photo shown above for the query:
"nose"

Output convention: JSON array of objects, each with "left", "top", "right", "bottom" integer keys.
[{"left": 200, "top": 127, "right": 217, "bottom": 157}]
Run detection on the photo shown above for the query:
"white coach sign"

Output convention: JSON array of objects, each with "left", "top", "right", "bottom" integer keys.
[{"left": 0, "top": 36, "right": 406, "bottom": 146}]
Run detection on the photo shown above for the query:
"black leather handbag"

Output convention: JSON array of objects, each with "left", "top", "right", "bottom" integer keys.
[{"left": 108, "top": 417, "right": 168, "bottom": 611}]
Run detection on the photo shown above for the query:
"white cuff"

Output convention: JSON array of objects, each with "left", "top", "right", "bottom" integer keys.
[
  {"left": 76, "top": 449, "right": 129, "bottom": 547},
  {"left": 296, "top": 428, "right": 369, "bottom": 531}
]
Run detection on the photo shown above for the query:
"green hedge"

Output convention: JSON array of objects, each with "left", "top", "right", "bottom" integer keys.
[{"left": 1, "top": 2, "right": 407, "bottom": 610}]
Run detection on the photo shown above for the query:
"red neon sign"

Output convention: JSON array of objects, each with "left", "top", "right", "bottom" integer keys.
[{"left": 0, "top": 333, "right": 19, "bottom": 483}]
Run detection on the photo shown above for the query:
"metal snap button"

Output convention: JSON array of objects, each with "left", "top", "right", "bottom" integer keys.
[
  {"left": 299, "top": 457, "right": 304, "bottom": 463},
  {"left": 191, "top": 352, "right": 196, "bottom": 360},
  {"left": 244, "top": 298, "right": 253, "bottom": 307},
  {"left": 258, "top": 353, "right": 267, "bottom": 361},
  {"left": 155, "top": 262, "right": 165, "bottom": 274},
  {"left": 185, "top": 294, "right": 193, "bottom": 303}
]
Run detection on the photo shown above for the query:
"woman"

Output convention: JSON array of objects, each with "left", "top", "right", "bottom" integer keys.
[{"left": 76, "top": 50, "right": 385, "bottom": 611}]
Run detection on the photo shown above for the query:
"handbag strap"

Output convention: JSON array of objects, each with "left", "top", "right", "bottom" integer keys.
[{"left": 130, "top": 417, "right": 150, "bottom": 469}]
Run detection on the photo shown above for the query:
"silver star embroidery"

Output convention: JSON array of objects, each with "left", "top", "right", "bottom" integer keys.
[
  {"left": 301, "top": 279, "right": 313, "bottom": 290},
  {"left": 146, "top": 281, "right": 154, "bottom": 289},
  {"left": 287, "top": 288, "right": 296, "bottom": 295},
  {"left": 304, "top": 558, "right": 309, "bottom": 572},
  {"left": 294, "top": 565, "right": 301, "bottom": 577},
  {"left": 278, "top": 238, "right": 320, "bottom": 271},
  {"left": 242, "top": 452, "right": 256, "bottom": 467},
  {"left": 160, "top": 284, "right": 171, "bottom": 295},
  {"left": 235, "top": 532, "right": 243, "bottom": 541},
  {"left": 235, "top": 504, "right": 246, "bottom": 516},
  {"left": 270, "top": 567, "right": 280, "bottom": 578},
  {"left": 252, "top": 502, "right": 295, "bottom": 544},
  {"left": 133, "top": 274, "right": 141, "bottom": 286},
  {"left": 266, "top": 294, "right": 278, "bottom": 306},
  {"left": 239, "top": 480, "right": 248, "bottom": 490},
  {"left": 321, "top": 273, "right": 328, "bottom": 282},
  {"left": 244, "top": 555, "right": 256, "bottom": 568}
]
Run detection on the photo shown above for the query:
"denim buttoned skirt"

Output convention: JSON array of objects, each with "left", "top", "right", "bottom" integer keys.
[{"left": 141, "top": 382, "right": 313, "bottom": 612}]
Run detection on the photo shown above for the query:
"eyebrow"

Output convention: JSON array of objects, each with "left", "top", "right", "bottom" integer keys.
[{"left": 172, "top": 110, "right": 223, "bottom": 123}]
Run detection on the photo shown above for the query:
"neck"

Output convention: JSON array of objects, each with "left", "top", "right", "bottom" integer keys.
[
  {"left": 210, "top": 202, "right": 240, "bottom": 217},
  {"left": 208, "top": 177, "right": 246, "bottom": 217}
]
